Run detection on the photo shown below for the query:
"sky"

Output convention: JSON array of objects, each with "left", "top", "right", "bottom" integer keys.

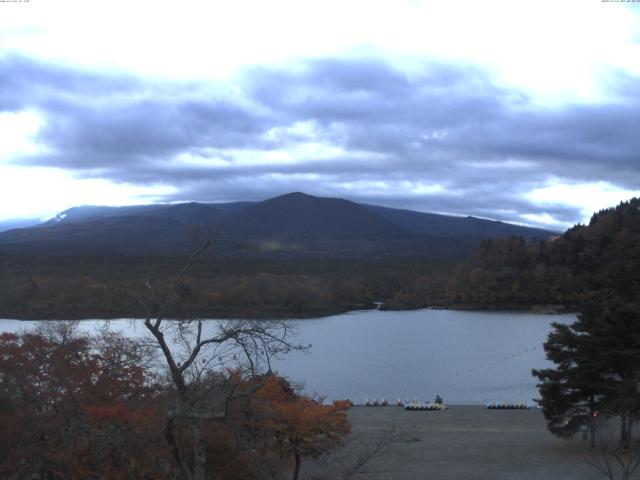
[{"left": 1, "top": 0, "right": 640, "bottom": 230}]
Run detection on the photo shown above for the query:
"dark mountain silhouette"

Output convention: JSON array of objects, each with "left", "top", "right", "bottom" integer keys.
[
  {"left": 0, "top": 192, "right": 557, "bottom": 258},
  {"left": 216, "top": 192, "right": 406, "bottom": 239},
  {"left": 1, "top": 216, "right": 196, "bottom": 253}
]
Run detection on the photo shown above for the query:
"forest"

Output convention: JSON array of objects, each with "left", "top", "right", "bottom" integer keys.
[
  {"left": 529, "top": 199, "right": 640, "bottom": 458},
  {"left": 446, "top": 198, "right": 640, "bottom": 311},
  {"left": 1, "top": 198, "right": 639, "bottom": 319},
  {"left": 0, "top": 254, "right": 451, "bottom": 319}
]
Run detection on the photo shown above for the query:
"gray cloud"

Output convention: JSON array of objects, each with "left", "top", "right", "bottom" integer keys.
[
  {"left": 3, "top": 53, "right": 639, "bottom": 229},
  {"left": 37, "top": 99, "right": 271, "bottom": 160},
  {"left": 0, "top": 55, "right": 141, "bottom": 111}
]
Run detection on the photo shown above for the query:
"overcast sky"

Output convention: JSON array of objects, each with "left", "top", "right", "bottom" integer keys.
[{"left": 1, "top": 0, "right": 640, "bottom": 229}]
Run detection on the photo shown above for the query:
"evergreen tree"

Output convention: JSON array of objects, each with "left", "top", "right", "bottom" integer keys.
[
  {"left": 533, "top": 320, "right": 604, "bottom": 447},
  {"left": 533, "top": 297, "right": 640, "bottom": 448},
  {"left": 580, "top": 299, "right": 640, "bottom": 448}
]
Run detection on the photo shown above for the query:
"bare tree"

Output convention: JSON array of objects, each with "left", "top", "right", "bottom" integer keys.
[
  {"left": 123, "top": 242, "right": 306, "bottom": 480},
  {"left": 34, "top": 320, "right": 81, "bottom": 345},
  {"left": 308, "top": 424, "right": 412, "bottom": 480}
]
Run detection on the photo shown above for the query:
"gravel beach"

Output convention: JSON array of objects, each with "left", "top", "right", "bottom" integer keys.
[{"left": 305, "top": 405, "right": 608, "bottom": 480}]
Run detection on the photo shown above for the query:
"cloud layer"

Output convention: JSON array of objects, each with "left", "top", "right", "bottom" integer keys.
[{"left": 2, "top": 54, "right": 639, "bottom": 228}]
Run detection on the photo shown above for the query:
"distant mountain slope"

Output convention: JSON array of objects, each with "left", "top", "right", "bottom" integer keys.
[
  {"left": 41, "top": 205, "right": 162, "bottom": 226},
  {"left": 0, "top": 218, "right": 40, "bottom": 233},
  {"left": 42, "top": 201, "right": 253, "bottom": 227},
  {"left": 1, "top": 216, "right": 197, "bottom": 253},
  {"left": 0, "top": 192, "right": 557, "bottom": 258},
  {"left": 365, "top": 204, "right": 553, "bottom": 240}
]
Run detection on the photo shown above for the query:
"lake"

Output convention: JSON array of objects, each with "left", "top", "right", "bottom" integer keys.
[{"left": 0, "top": 309, "right": 575, "bottom": 405}]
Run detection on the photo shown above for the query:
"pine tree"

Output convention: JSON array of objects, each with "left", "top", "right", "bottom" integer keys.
[
  {"left": 533, "top": 320, "right": 604, "bottom": 447},
  {"left": 580, "top": 299, "right": 640, "bottom": 448},
  {"left": 534, "top": 297, "right": 640, "bottom": 448}
]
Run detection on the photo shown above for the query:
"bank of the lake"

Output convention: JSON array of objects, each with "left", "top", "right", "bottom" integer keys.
[
  {"left": 307, "top": 405, "right": 601, "bottom": 480},
  {"left": 0, "top": 300, "right": 573, "bottom": 321}
]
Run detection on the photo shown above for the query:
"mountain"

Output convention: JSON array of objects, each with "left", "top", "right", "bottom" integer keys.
[
  {"left": 0, "top": 216, "right": 197, "bottom": 253},
  {"left": 0, "top": 218, "right": 40, "bottom": 233},
  {"left": 216, "top": 192, "right": 405, "bottom": 239},
  {"left": 0, "top": 193, "right": 557, "bottom": 259},
  {"left": 364, "top": 204, "right": 553, "bottom": 240},
  {"left": 42, "top": 201, "right": 252, "bottom": 227},
  {"left": 41, "top": 205, "right": 162, "bottom": 226}
]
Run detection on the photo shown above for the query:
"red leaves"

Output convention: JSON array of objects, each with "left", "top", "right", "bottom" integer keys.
[
  {"left": 83, "top": 402, "right": 139, "bottom": 425},
  {"left": 0, "top": 329, "right": 165, "bottom": 479},
  {"left": 0, "top": 331, "right": 351, "bottom": 479}
]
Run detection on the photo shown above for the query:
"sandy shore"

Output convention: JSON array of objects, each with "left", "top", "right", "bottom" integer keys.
[{"left": 303, "top": 405, "right": 607, "bottom": 480}]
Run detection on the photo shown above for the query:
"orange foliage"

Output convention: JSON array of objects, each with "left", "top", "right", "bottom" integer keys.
[
  {"left": 0, "top": 333, "right": 350, "bottom": 480},
  {"left": 264, "top": 396, "right": 351, "bottom": 458},
  {"left": 251, "top": 374, "right": 351, "bottom": 479}
]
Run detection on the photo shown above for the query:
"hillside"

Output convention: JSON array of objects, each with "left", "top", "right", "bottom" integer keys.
[
  {"left": 0, "top": 218, "right": 39, "bottom": 233},
  {"left": 0, "top": 192, "right": 556, "bottom": 259},
  {"left": 365, "top": 204, "right": 553, "bottom": 239},
  {"left": 446, "top": 198, "right": 640, "bottom": 309},
  {"left": 0, "top": 216, "right": 196, "bottom": 253}
]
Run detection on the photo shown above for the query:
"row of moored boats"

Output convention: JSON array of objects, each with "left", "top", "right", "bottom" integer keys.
[
  {"left": 486, "top": 401, "right": 532, "bottom": 409},
  {"left": 364, "top": 398, "right": 448, "bottom": 410},
  {"left": 405, "top": 402, "right": 448, "bottom": 411},
  {"left": 362, "top": 399, "right": 534, "bottom": 410}
]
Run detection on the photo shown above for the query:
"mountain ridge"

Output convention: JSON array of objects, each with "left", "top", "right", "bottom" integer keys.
[{"left": 0, "top": 192, "right": 558, "bottom": 259}]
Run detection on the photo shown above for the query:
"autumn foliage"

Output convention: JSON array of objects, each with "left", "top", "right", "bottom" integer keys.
[
  {"left": 0, "top": 327, "right": 351, "bottom": 479},
  {"left": 0, "top": 329, "right": 164, "bottom": 479},
  {"left": 264, "top": 395, "right": 351, "bottom": 480}
]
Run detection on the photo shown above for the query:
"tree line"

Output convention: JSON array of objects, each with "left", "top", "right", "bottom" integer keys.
[
  {"left": 529, "top": 199, "right": 640, "bottom": 454},
  {"left": 447, "top": 198, "right": 640, "bottom": 310},
  {"left": 0, "top": 254, "right": 451, "bottom": 320}
]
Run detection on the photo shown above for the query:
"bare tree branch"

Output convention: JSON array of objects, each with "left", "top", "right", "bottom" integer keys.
[{"left": 118, "top": 241, "right": 307, "bottom": 480}]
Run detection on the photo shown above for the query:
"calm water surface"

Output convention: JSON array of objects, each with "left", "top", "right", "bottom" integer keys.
[{"left": 0, "top": 309, "right": 575, "bottom": 405}]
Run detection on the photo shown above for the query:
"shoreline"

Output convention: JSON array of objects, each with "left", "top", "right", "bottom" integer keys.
[
  {"left": 308, "top": 405, "right": 600, "bottom": 479},
  {"left": 2, "top": 303, "right": 575, "bottom": 322}
]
